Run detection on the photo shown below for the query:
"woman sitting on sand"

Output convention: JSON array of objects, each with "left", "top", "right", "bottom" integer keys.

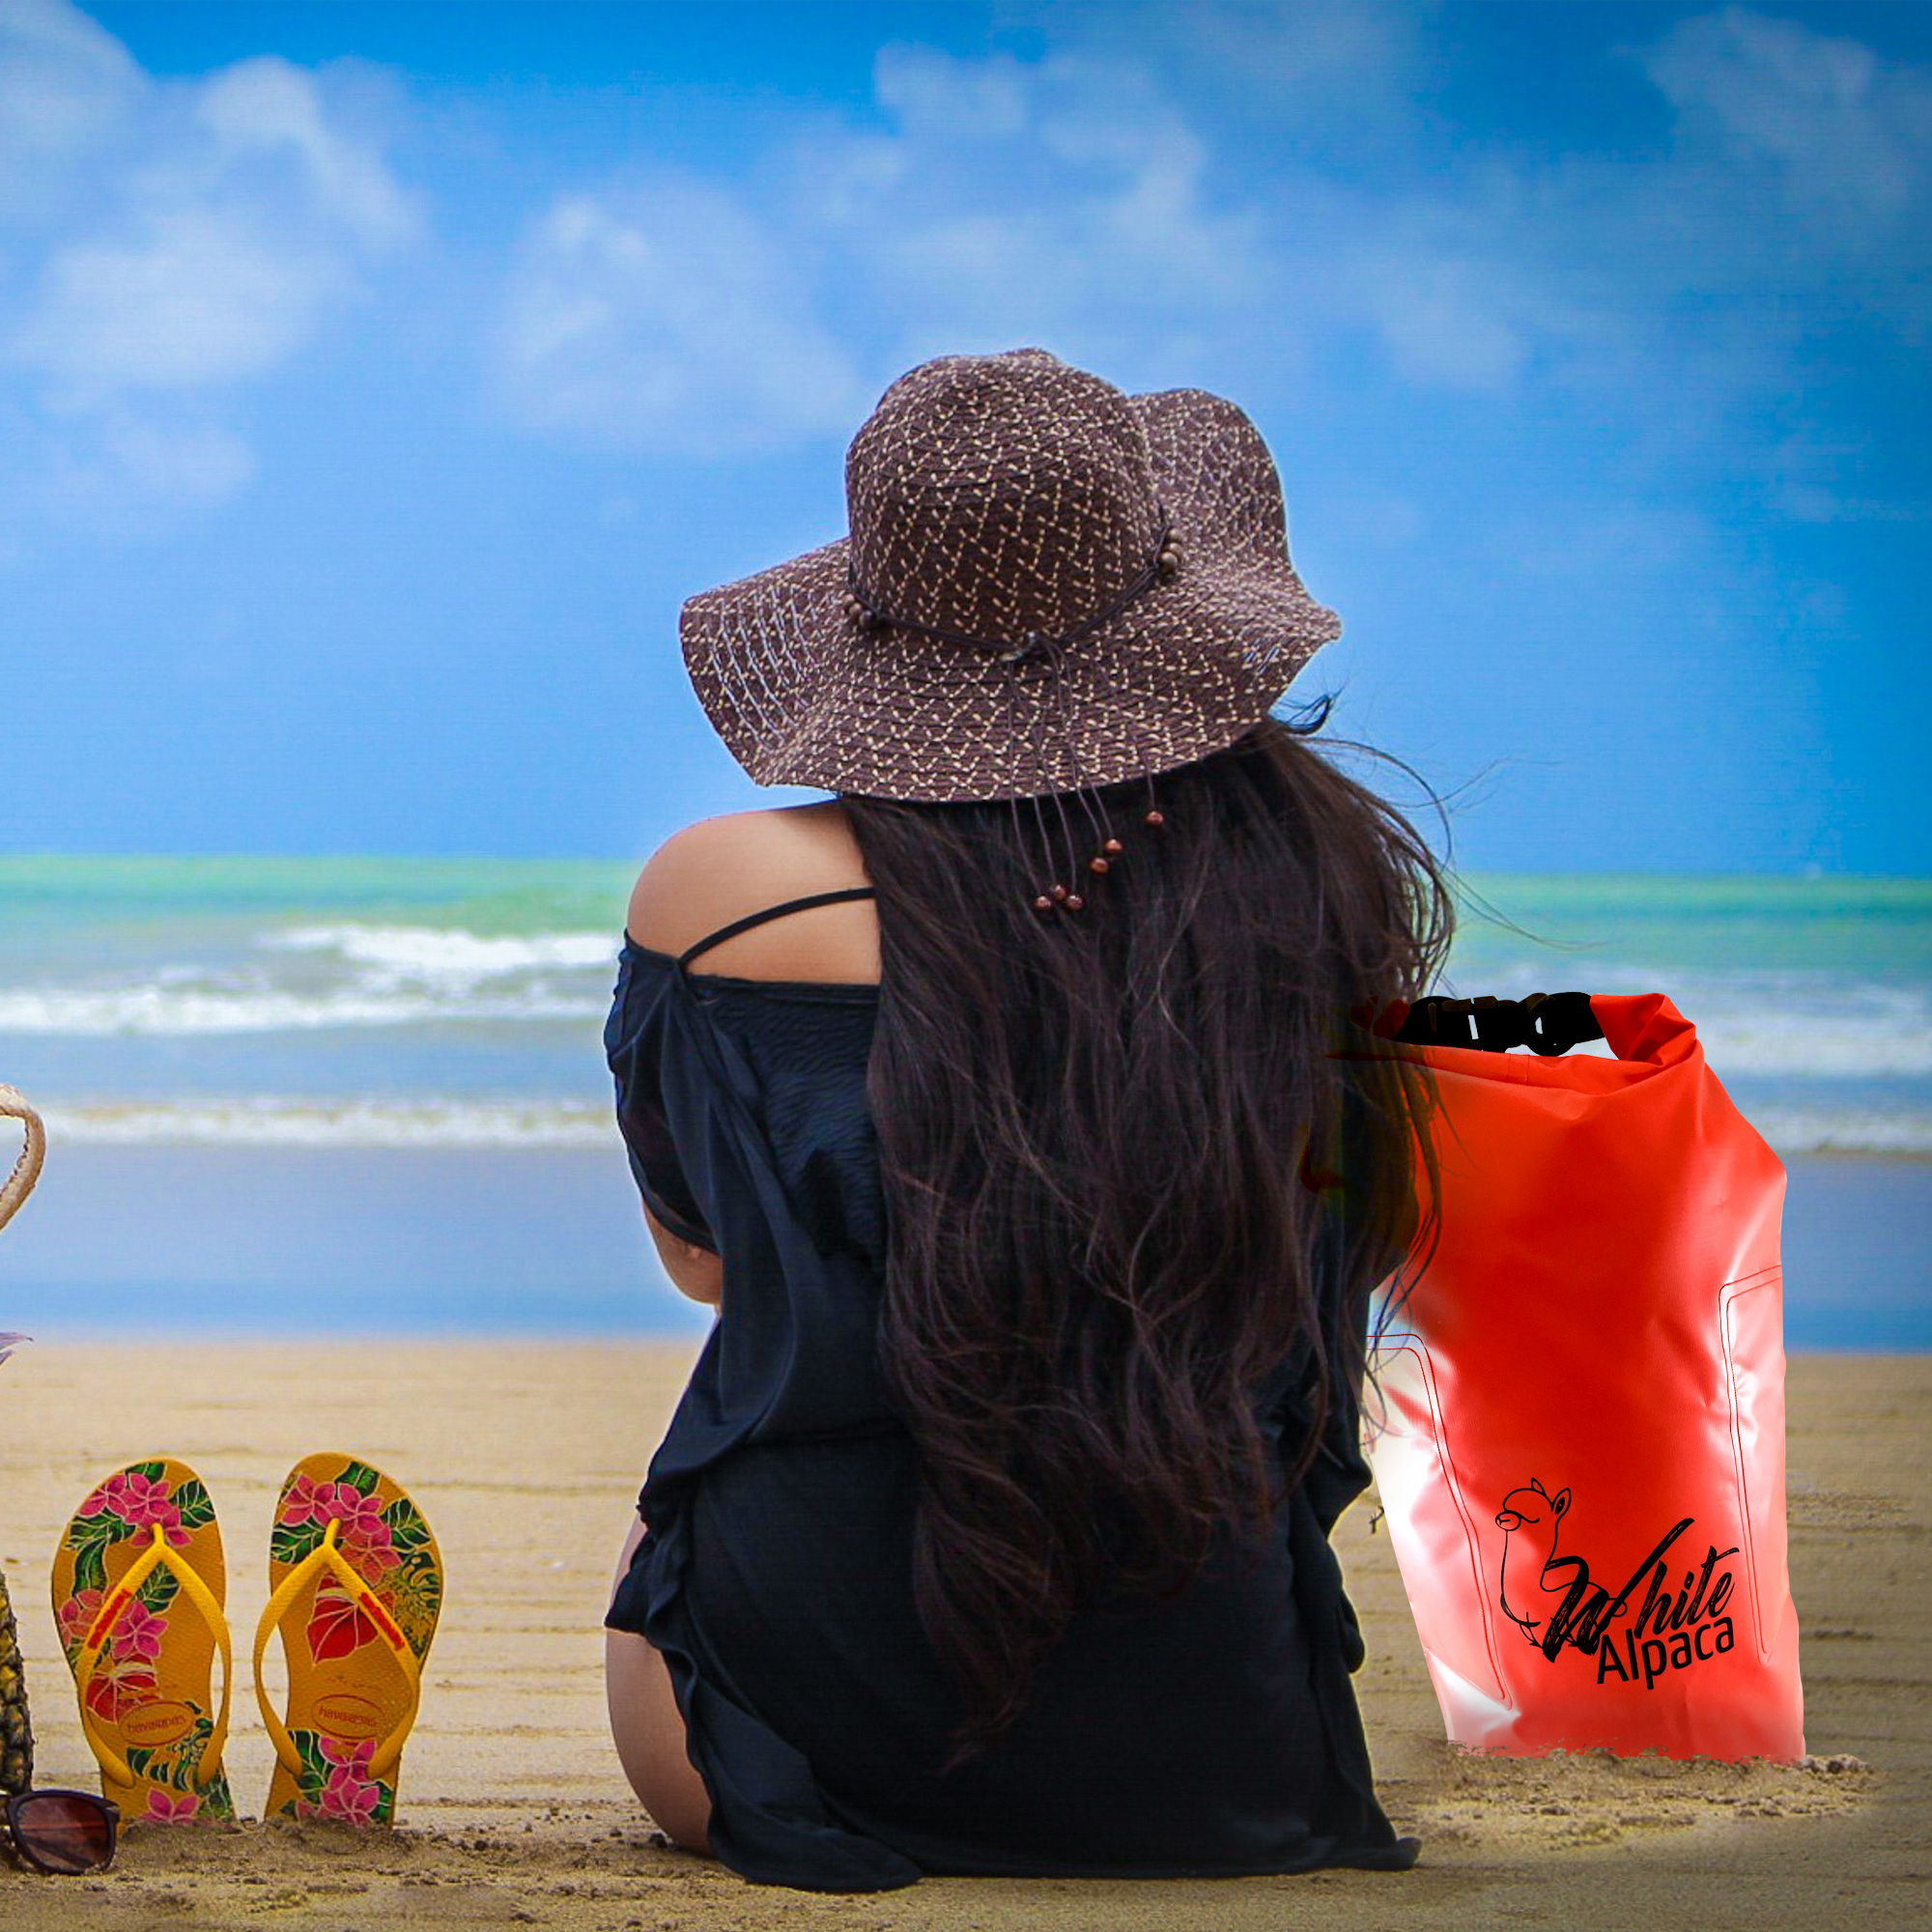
[{"left": 601, "top": 350, "right": 1447, "bottom": 1890}]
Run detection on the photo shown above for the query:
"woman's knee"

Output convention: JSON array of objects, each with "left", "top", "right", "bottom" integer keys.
[
  {"left": 606, "top": 1628, "right": 714, "bottom": 1854},
  {"left": 606, "top": 1519, "right": 714, "bottom": 1856}
]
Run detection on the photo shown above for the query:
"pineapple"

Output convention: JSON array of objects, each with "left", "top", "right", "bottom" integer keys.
[
  {"left": 0, "top": 1335, "right": 29, "bottom": 1796},
  {"left": 0, "top": 1564, "right": 30, "bottom": 1798},
  {"left": 1, "top": 1085, "right": 45, "bottom": 1798}
]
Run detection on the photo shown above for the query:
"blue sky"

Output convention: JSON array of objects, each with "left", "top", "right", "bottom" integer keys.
[{"left": 2, "top": 1, "right": 1926, "bottom": 872}]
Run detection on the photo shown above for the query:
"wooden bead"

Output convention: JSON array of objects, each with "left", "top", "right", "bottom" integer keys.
[
  {"left": 1050, "top": 884, "right": 1069, "bottom": 903},
  {"left": 1144, "top": 809, "right": 1165, "bottom": 827},
  {"left": 1102, "top": 838, "right": 1123, "bottom": 855},
  {"left": 1065, "top": 894, "right": 1085, "bottom": 912},
  {"left": 1033, "top": 895, "right": 1054, "bottom": 913},
  {"left": 1089, "top": 857, "right": 1110, "bottom": 875}
]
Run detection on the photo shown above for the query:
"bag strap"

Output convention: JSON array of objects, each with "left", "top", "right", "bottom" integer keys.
[
  {"left": 1394, "top": 992, "right": 1604, "bottom": 1057},
  {"left": 676, "top": 888, "right": 878, "bottom": 973},
  {"left": 0, "top": 1086, "right": 45, "bottom": 1236}
]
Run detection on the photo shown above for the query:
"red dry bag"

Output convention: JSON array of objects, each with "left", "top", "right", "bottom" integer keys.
[{"left": 1357, "top": 992, "right": 1804, "bottom": 1761}]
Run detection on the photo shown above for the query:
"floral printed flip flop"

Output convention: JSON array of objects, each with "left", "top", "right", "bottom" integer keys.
[
  {"left": 51, "top": 1459, "right": 235, "bottom": 1824},
  {"left": 253, "top": 1454, "right": 442, "bottom": 1826}
]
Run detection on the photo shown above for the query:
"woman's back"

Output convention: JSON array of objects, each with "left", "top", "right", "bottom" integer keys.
[
  {"left": 606, "top": 821, "right": 1416, "bottom": 1885},
  {"left": 611, "top": 738, "right": 1445, "bottom": 1886},
  {"left": 603, "top": 348, "right": 1445, "bottom": 1890}
]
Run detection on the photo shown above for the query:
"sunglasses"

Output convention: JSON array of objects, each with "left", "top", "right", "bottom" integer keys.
[{"left": 4, "top": 1789, "right": 119, "bottom": 1875}]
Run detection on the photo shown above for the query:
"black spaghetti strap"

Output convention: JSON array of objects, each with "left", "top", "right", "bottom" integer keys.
[{"left": 676, "top": 887, "right": 878, "bottom": 972}]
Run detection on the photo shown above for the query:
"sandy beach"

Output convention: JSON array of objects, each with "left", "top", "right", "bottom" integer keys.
[{"left": 0, "top": 1342, "right": 1925, "bottom": 1929}]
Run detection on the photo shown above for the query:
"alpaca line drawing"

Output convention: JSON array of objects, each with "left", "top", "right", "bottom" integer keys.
[{"left": 1494, "top": 1477, "right": 1572, "bottom": 1646}]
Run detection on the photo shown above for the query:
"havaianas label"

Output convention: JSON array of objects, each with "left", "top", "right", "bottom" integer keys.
[
  {"left": 314, "top": 1691, "right": 385, "bottom": 1741},
  {"left": 1495, "top": 1479, "right": 1739, "bottom": 1690},
  {"left": 120, "top": 1699, "right": 197, "bottom": 1747}
]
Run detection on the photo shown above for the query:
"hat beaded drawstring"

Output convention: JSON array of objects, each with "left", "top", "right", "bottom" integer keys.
[
  {"left": 1044, "top": 563, "right": 1180, "bottom": 915},
  {"left": 842, "top": 517, "right": 1183, "bottom": 915}
]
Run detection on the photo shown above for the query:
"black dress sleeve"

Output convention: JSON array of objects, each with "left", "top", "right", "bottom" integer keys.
[{"left": 606, "top": 943, "right": 718, "bottom": 1251}]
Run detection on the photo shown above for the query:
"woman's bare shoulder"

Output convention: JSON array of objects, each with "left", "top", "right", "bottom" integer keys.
[{"left": 625, "top": 803, "right": 879, "bottom": 983}]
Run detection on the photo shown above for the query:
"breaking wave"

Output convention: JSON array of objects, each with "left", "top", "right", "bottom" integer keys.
[
  {"left": 0, "top": 923, "right": 617, "bottom": 1037},
  {"left": 28, "top": 1095, "right": 1925, "bottom": 1156},
  {"left": 40, "top": 1098, "right": 617, "bottom": 1148}
]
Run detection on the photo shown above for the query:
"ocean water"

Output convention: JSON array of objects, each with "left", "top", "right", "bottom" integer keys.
[{"left": 0, "top": 858, "right": 1925, "bottom": 1343}]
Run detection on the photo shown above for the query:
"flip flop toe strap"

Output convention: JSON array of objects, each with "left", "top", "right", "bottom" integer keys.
[
  {"left": 73, "top": 1522, "right": 233, "bottom": 1793},
  {"left": 253, "top": 1520, "right": 422, "bottom": 1782}
]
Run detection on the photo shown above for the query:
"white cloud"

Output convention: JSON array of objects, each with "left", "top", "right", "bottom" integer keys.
[
  {"left": 15, "top": 206, "right": 348, "bottom": 391},
  {"left": 57, "top": 413, "right": 255, "bottom": 505},
  {"left": 491, "top": 178, "right": 866, "bottom": 458},
  {"left": 488, "top": 13, "right": 1913, "bottom": 464},
  {"left": 0, "top": 1, "right": 415, "bottom": 514},
  {"left": 9, "top": 0, "right": 1924, "bottom": 532},
  {"left": 1176, "top": 0, "right": 1424, "bottom": 126},
  {"left": 1345, "top": 246, "right": 1530, "bottom": 392},
  {"left": 849, "top": 48, "right": 1273, "bottom": 354},
  {"left": 491, "top": 48, "right": 1285, "bottom": 456},
  {"left": 194, "top": 56, "right": 412, "bottom": 250},
  {"left": 0, "top": 0, "right": 141, "bottom": 220},
  {"left": 1647, "top": 8, "right": 1931, "bottom": 231},
  {"left": 873, "top": 43, "right": 1030, "bottom": 142}
]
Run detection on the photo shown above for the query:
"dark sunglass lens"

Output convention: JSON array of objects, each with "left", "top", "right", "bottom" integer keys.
[{"left": 13, "top": 1791, "right": 115, "bottom": 1873}]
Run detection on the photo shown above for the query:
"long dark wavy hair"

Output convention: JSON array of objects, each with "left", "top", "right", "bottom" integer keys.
[{"left": 842, "top": 715, "right": 1452, "bottom": 1755}]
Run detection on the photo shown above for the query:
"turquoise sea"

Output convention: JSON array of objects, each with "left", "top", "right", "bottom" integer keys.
[{"left": 0, "top": 859, "right": 1926, "bottom": 1345}]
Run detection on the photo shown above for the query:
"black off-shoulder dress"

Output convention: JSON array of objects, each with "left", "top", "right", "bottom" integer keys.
[{"left": 603, "top": 892, "right": 1416, "bottom": 1892}]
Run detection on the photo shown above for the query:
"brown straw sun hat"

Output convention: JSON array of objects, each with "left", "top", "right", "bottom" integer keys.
[{"left": 681, "top": 348, "right": 1340, "bottom": 804}]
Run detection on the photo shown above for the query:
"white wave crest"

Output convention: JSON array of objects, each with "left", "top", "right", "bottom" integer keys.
[
  {"left": 1747, "top": 1108, "right": 1932, "bottom": 1156},
  {"left": 0, "top": 922, "right": 619, "bottom": 1036},
  {"left": 1442, "top": 964, "right": 1932, "bottom": 1078},
  {"left": 0, "top": 985, "right": 605, "bottom": 1036},
  {"left": 35, "top": 1094, "right": 1925, "bottom": 1156},
  {"left": 267, "top": 923, "right": 615, "bottom": 983},
  {"left": 41, "top": 1098, "right": 617, "bottom": 1148},
  {"left": 1698, "top": 1018, "right": 1932, "bottom": 1079}
]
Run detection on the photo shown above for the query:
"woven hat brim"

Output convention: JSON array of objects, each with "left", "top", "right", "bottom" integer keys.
[{"left": 681, "top": 387, "right": 1340, "bottom": 804}]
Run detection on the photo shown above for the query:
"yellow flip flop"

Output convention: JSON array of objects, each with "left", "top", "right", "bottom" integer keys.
[
  {"left": 254, "top": 1454, "right": 442, "bottom": 1825},
  {"left": 52, "top": 1458, "right": 235, "bottom": 1824}
]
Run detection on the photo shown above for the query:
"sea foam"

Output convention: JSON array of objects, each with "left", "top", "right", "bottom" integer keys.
[
  {"left": 267, "top": 923, "right": 617, "bottom": 982},
  {"left": 41, "top": 1097, "right": 616, "bottom": 1148},
  {"left": 0, "top": 984, "right": 608, "bottom": 1035},
  {"left": 0, "top": 923, "right": 617, "bottom": 1036},
  {"left": 29, "top": 1094, "right": 1927, "bottom": 1155}
]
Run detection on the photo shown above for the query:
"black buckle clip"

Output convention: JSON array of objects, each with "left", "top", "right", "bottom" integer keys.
[{"left": 1393, "top": 991, "right": 1603, "bottom": 1057}]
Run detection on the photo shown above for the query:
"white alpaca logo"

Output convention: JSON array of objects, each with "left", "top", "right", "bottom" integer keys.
[{"left": 1492, "top": 1478, "right": 1742, "bottom": 1688}]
